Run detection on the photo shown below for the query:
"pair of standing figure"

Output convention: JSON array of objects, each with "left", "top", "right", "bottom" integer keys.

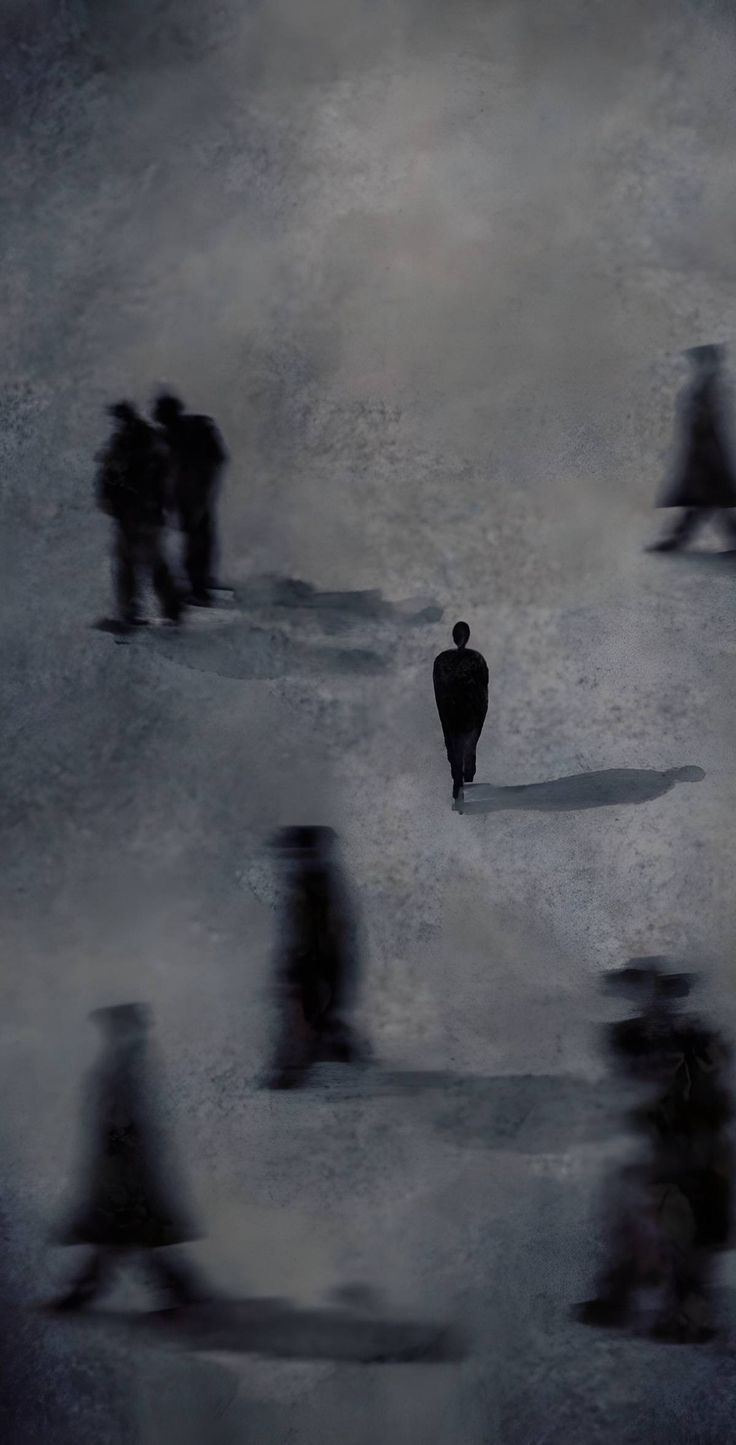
[{"left": 96, "top": 392, "right": 226, "bottom": 632}]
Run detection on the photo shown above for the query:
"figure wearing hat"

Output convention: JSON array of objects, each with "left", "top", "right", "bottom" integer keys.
[
  {"left": 152, "top": 392, "right": 227, "bottom": 607},
  {"left": 48, "top": 1005, "right": 208, "bottom": 1312},
  {"left": 648, "top": 345, "right": 736, "bottom": 553},
  {"left": 267, "top": 828, "right": 370, "bottom": 1089},
  {"left": 433, "top": 622, "right": 489, "bottom": 808},
  {"left": 575, "top": 959, "right": 733, "bottom": 1342},
  {"left": 95, "top": 401, "right": 182, "bottom": 632}
]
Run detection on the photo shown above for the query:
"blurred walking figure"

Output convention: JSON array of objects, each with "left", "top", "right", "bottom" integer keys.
[
  {"left": 433, "top": 622, "right": 489, "bottom": 808},
  {"left": 153, "top": 391, "right": 227, "bottom": 606},
  {"left": 95, "top": 402, "right": 181, "bottom": 632},
  {"left": 575, "top": 959, "right": 733, "bottom": 1343},
  {"left": 267, "top": 827, "right": 370, "bottom": 1090},
  {"left": 48, "top": 1004, "right": 208, "bottom": 1313},
  {"left": 648, "top": 344, "right": 736, "bottom": 552}
]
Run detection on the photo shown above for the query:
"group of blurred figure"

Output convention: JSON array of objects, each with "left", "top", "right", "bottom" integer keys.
[
  {"left": 48, "top": 932, "right": 736, "bottom": 1344},
  {"left": 95, "top": 392, "right": 227, "bottom": 633},
  {"left": 65, "top": 344, "right": 736, "bottom": 1326}
]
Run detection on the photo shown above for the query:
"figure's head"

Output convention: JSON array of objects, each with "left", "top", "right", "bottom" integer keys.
[
  {"left": 153, "top": 391, "right": 184, "bottom": 426},
  {"left": 603, "top": 957, "right": 693, "bottom": 1003},
  {"left": 90, "top": 1001, "right": 151, "bottom": 1043},
  {"left": 107, "top": 400, "right": 137, "bottom": 426},
  {"left": 452, "top": 621, "right": 470, "bottom": 649},
  {"left": 685, "top": 344, "right": 723, "bottom": 373},
  {"left": 665, "top": 765, "right": 705, "bottom": 785}
]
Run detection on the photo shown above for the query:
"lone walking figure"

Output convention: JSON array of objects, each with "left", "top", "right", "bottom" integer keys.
[
  {"left": 48, "top": 1004, "right": 208, "bottom": 1313},
  {"left": 433, "top": 621, "right": 489, "bottom": 808}
]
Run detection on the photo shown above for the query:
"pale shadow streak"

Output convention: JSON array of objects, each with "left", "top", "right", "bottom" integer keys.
[
  {"left": 42, "top": 1297, "right": 466, "bottom": 1363},
  {"left": 287, "top": 1068, "right": 620, "bottom": 1153}
]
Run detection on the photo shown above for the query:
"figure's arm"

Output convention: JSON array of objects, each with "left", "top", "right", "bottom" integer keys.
[{"left": 95, "top": 457, "right": 117, "bottom": 516}]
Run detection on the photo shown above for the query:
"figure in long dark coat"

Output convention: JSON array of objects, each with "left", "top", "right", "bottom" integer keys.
[
  {"left": 267, "top": 827, "right": 370, "bottom": 1089},
  {"left": 649, "top": 345, "right": 736, "bottom": 552},
  {"left": 153, "top": 392, "right": 227, "bottom": 606},
  {"left": 96, "top": 402, "right": 182, "bottom": 631},
  {"left": 575, "top": 960, "right": 733, "bottom": 1342},
  {"left": 49, "top": 1004, "right": 208, "bottom": 1312},
  {"left": 433, "top": 621, "right": 489, "bottom": 805}
]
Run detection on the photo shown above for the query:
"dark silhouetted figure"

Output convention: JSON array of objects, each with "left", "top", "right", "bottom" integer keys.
[
  {"left": 575, "top": 959, "right": 733, "bottom": 1343},
  {"left": 49, "top": 1004, "right": 207, "bottom": 1312},
  {"left": 267, "top": 827, "right": 370, "bottom": 1089},
  {"left": 433, "top": 622, "right": 489, "bottom": 805},
  {"left": 95, "top": 402, "right": 181, "bottom": 632},
  {"left": 649, "top": 345, "right": 736, "bottom": 552},
  {"left": 153, "top": 392, "right": 227, "bottom": 606}
]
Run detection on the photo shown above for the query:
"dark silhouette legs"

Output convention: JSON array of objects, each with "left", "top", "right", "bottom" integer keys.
[
  {"left": 114, "top": 525, "right": 181, "bottom": 626},
  {"left": 444, "top": 729, "right": 482, "bottom": 798},
  {"left": 268, "top": 988, "right": 368, "bottom": 1089},
  {"left": 651, "top": 507, "right": 736, "bottom": 551},
  {"left": 50, "top": 1246, "right": 207, "bottom": 1312},
  {"left": 183, "top": 510, "right": 215, "bottom": 603}
]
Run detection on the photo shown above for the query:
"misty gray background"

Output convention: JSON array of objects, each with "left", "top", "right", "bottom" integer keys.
[{"left": 3, "top": 0, "right": 736, "bottom": 1440}]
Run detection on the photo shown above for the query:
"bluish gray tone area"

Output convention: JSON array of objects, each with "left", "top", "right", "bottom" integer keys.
[{"left": 3, "top": 0, "right": 736, "bottom": 1439}]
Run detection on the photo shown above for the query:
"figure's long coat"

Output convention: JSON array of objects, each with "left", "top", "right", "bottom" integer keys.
[
  {"left": 161, "top": 414, "right": 227, "bottom": 524},
  {"left": 95, "top": 421, "right": 168, "bottom": 529},
  {"left": 433, "top": 648, "right": 489, "bottom": 739},
  {"left": 58, "top": 1043, "right": 198, "bottom": 1249},
  {"left": 278, "top": 862, "right": 360, "bottom": 1026},
  {"left": 659, "top": 376, "right": 736, "bottom": 508}
]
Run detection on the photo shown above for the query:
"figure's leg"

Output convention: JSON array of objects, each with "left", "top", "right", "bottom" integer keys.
[
  {"left": 199, "top": 508, "right": 216, "bottom": 592},
  {"left": 47, "top": 1247, "right": 119, "bottom": 1311},
  {"left": 143, "top": 1250, "right": 210, "bottom": 1308},
  {"left": 316, "top": 1007, "right": 369, "bottom": 1063},
  {"left": 650, "top": 508, "right": 702, "bottom": 551},
  {"left": 147, "top": 529, "right": 182, "bottom": 622},
  {"left": 184, "top": 513, "right": 211, "bottom": 604},
  {"left": 651, "top": 1246, "right": 716, "bottom": 1341},
  {"left": 267, "top": 988, "right": 316, "bottom": 1088},
  {"left": 446, "top": 734, "right": 465, "bottom": 799},
  {"left": 575, "top": 1257, "right": 637, "bottom": 1327},
  {"left": 716, "top": 509, "right": 736, "bottom": 546},
  {"left": 463, "top": 729, "right": 481, "bottom": 783},
  {"left": 114, "top": 527, "right": 139, "bottom": 625}
]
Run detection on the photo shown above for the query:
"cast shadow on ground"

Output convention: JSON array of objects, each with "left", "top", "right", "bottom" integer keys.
[
  {"left": 648, "top": 549, "right": 736, "bottom": 572},
  {"left": 45, "top": 1295, "right": 465, "bottom": 1363},
  {"left": 233, "top": 574, "right": 444, "bottom": 631},
  {"left": 117, "top": 621, "right": 390, "bottom": 679},
  {"left": 302, "top": 1068, "right": 620, "bottom": 1152},
  {"left": 460, "top": 767, "right": 705, "bottom": 814}
]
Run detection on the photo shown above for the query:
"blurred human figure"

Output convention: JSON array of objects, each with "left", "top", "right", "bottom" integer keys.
[
  {"left": 575, "top": 959, "right": 733, "bottom": 1343},
  {"left": 48, "top": 1004, "right": 208, "bottom": 1312},
  {"left": 648, "top": 345, "right": 736, "bottom": 552},
  {"left": 153, "top": 391, "right": 227, "bottom": 606},
  {"left": 433, "top": 622, "right": 489, "bottom": 806},
  {"left": 267, "top": 827, "right": 370, "bottom": 1089},
  {"left": 95, "top": 401, "right": 182, "bottom": 632}
]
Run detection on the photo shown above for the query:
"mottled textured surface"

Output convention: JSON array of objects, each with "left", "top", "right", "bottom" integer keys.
[{"left": 3, "top": 1, "right": 736, "bottom": 1440}]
